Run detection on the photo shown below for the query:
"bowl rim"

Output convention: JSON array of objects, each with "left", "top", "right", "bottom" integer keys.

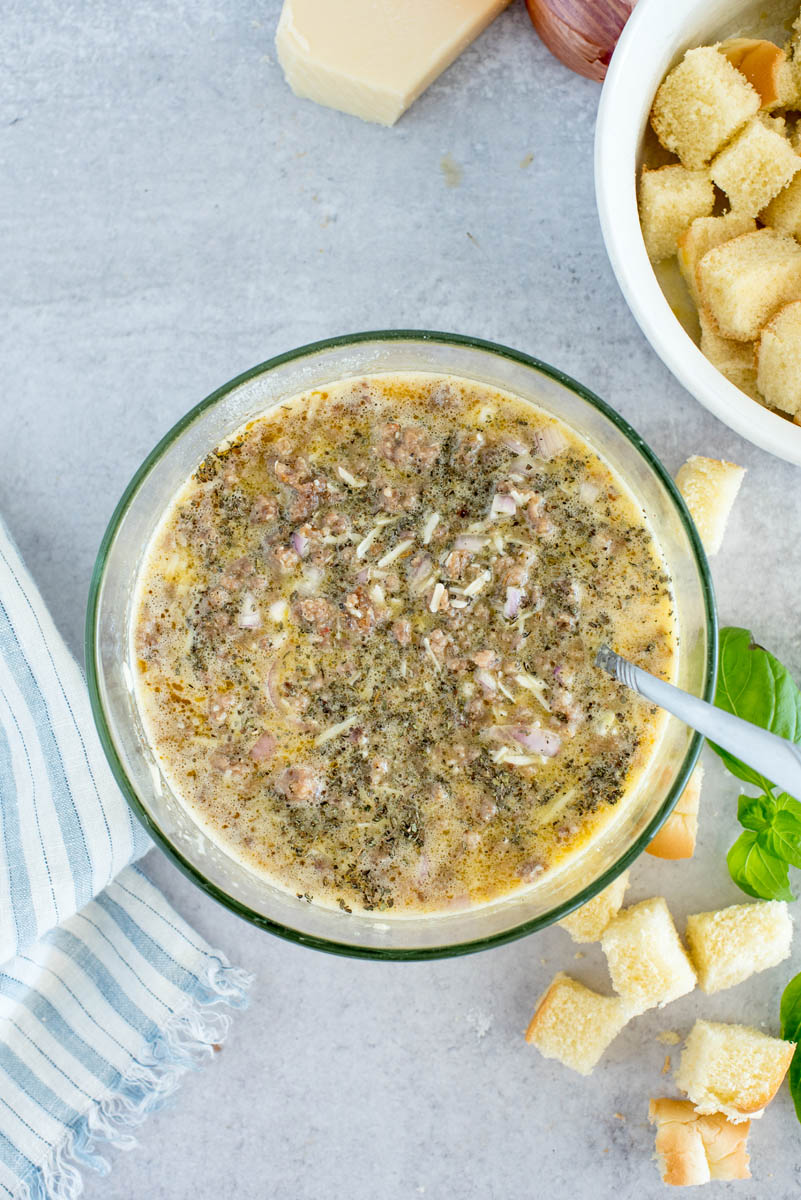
[
  {"left": 594, "top": 0, "right": 801, "bottom": 467},
  {"left": 85, "top": 328, "right": 718, "bottom": 960}
]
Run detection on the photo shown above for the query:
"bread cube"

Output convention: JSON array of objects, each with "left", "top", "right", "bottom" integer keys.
[
  {"left": 639, "top": 165, "right": 715, "bottom": 263},
  {"left": 647, "top": 765, "right": 704, "bottom": 860},
  {"left": 675, "top": 456, "right": 745, "bottom": 557},
  {"left": 651, "top": 47, "right": 760, "bottom": 169},
  {"left": 525, "top": 973, "right": 628, "bottom": 1076},
  {"left": 762, "top": 171, "right": 801, "bottom": 237},
  {"left": 676, "top": 1019, "right": 795, "bottom": 1120},
  {"left": 686, "top": 900, "right": 792, "bottom": 993},
  {"left": 721, "top": 37, "right": 795, "bottom": 108},
  {"left": 601, "top": 898, "right": 696, "bottom": 1016},
  {"left": 756, "top": 299, "right": 801, "bottom": 417},
  {"left": 710, "top": 117, "right": 801, "bottom": 215},
  {"left": 558, "top": 871, "right": 629, "bottom": 942},
  {"left": 697, "top": 228, "right": 801, "bottom": 341},
  {"left": 649, "top": 1098, "right": 751, "bottom": 1185},
  {"left": 677, "top": 212, "right": 756, "bottom": 305},
  {"left": 698, "top": 312, "right": 761, "bottom": 401}
]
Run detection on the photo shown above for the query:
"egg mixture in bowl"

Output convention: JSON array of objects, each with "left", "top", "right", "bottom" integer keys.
[{"left": 87, "top": 333, "right": 715, "bottom": 957}]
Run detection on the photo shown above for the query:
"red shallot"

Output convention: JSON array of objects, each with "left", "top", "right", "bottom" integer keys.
[{"left": 525, "top": 0, "right": 636, "bottom": 82}]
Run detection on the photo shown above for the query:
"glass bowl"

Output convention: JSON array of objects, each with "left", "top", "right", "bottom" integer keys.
[{"left": 86, "top": 331, "right": 717, "bottom": 960}]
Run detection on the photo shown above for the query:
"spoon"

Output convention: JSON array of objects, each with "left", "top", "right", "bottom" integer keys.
[{"left": 596, "top": 644, "right": 801, "bottom": 800}]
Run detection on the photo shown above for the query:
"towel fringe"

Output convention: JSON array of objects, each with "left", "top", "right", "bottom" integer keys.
[{"left": 15, "top": 957, "right": 253, "bottom": 1200}]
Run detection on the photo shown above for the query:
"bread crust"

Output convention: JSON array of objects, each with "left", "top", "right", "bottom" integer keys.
[
  {"left": 721, "top": 37, "right": 787, "bottom": 106},
  {"left": 676, "top": 1020, "right": 796, "bottom": 1121},
  {"left": 647, "top": 765, "right": 704, "bottom": 860},
  {"left": 649, "top": 1098, "right": 751, "bottom": 1185}
]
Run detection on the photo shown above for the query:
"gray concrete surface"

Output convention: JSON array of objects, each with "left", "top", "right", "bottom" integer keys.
[{"left": 3, "top": 1, "right": 801, "bottom": 1196}]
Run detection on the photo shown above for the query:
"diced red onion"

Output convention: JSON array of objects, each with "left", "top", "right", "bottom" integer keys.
[
  {"left": 238, "top": 592, "right": 261, "bottom": 629},
  {"left": 578, "top": 480, "right": 601, "bottom": 506},
  {"left": 453, "top": 535, "right": 487, "bottom": 552},
  {"left": 290, "top": 530, "right": 310, "bottom": 558},
  {"left": 510, "top": 726, "right": 562, "bottom": 756},
  {"left": 250, "top": 732, "right": 276, "bottom": 761},
  {"left": 297, "top": 563, "right": 323, "bottom": 594},
  {"left": 408, "top": 554, "right": 433, "bottom": 593},
  {"left": 533, "top": 425, "right": 569, "bottom": 460},
  {"left": 266, "top": 657, "right": 308, "bottom": 729},
  {"left": 487, "top": 724, "right": 562, "bottom": 757},
  {"left": 490, "top": 492, "right": 517, "bottom": 518},
  {"left": 502, "top": 436, "right": 530, "bottom": 454},
  {"left": 504, "top": 586, "right": 524, "bottom": 620},
  {"left": 475, "top": 669, "right": 497, "bottom": 695}
]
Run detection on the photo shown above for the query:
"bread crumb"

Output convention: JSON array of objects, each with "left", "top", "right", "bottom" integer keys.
[
  {"left": 662, "top": 1054, "right": 672, "bottom": 1074},
  {"left": 464, "top": 1009, "right": 493, "bottom": 1040},
  {"left": 657, "top": 1031, "right": 682, "bottom": 1045},
  {"left": 574, "top": 951, "right": 585, "bottom": 959},
  {"left": 613, "top": 1112, "right": 625, "bottom": 1121}
]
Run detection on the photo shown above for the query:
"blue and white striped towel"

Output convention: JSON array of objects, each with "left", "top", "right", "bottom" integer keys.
[{"left": 0, "top": 520, "right": 252, "bottom": 1200}]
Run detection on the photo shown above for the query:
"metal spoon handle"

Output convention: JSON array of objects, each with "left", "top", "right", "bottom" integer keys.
[{"left": 597, "top": 645, "right": 801, "bottom": 800}]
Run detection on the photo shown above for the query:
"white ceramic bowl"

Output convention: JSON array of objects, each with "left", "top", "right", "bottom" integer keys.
[{"left": 595, "top": 0, "right": 801, "bottom": 466}]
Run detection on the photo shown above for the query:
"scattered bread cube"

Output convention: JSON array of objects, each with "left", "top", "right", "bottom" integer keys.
[
  {"left": 720, "top": 37, "right": 795, "bottom": 108},
  {"left": 651, "top": 47, "right": 760, "bottom": 169},
  {"left": 647, "top": 765, "right": 704, "bottom": 860},
  {"left": 677, "top": 212, "right": 756, "bottom": 305},
  {"left": 558, "top": 871, "right": 629, "bottom": 943},
  {"left": 762, "top": 171, "right": 801, "bottom": 237},
  {"left": 685, "top": 900, "right": 792, "bottom": 993},
  {"left": 675, "top": 456, "right": 746, "bottom": 557},
  {"left": 697, "top": 312, "right": 761, "bottom": 401},
  {"left": 639, "top": 165, "right": 715, "bottom": 263},
  {"left": 697, "top": 228, "right": 801, "bottom": 341},
  {"left": 649, "top": 1098, "right": 751, "bottom": 1186},
  {"left": 601, "top": 898, "right": 696, "bottom": 1017},
  {"left": 710, "top": 117, "right": 801, "bottom": 216},
  {"left": 676, "top": 1019, "right": 795, "bottom": 1121},
  {"left": 756, "top": 299, "right": 801, "bottom": 418},
  {"left": 525, "top": 973, "right": 628, "bottom": 1076}
]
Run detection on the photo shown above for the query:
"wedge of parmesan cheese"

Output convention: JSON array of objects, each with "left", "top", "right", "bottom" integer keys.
[{"left": 275, "top": 0, "right": 511, "bottom": 126}]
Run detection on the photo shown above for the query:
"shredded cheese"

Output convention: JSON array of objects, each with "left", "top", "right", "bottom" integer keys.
[
  {"left": 463, "top": 570, "right": 491, "bottom": 597},
  {"left": 421, "top": 512, "right": 440, "bottom": 545},
  {"left": 515, "top": 672, "right": 551, "bottom": 711},
  {"left": 376, "top": 538, "right": 415, "bottom": 568},
  {"left": 422, "top": 636, "right": 441, "bottom": 672},
  {"left": 337, "top": 465, "right": 368, "bottom": 488},
  {"left": 356, "top": 526, "right": 382, "bottom": 559},
  {"left": 429, "top": 581, "right": 446, "bottom": 613},
  {"left": 315, "top": 715, "right": 359, "bottom": 746}
]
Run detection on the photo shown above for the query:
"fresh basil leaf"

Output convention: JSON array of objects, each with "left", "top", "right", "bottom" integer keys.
[
  {"left": 764, "top": 829, "right": 801, "bottom": 871},
  {"left": 781, "top": 973, "right": 801, "bottom": 1125},
  {"left": 711, "top": 627, "right": 801, "bottom": 793},
  {"left": 737, "top": 793, "right": 773, "bottom": 831},
  {"left": 776, "top": 793, "right": 801, "bottom": 827},
  {"left": 782, "top": 972, "right": 801, "bottom": 1040},
  {"left": 727, "top": 830, "right": 795, "bottom": 901},
  {"left": 765, "top": 797, "right": 801, "bottom": 868}
]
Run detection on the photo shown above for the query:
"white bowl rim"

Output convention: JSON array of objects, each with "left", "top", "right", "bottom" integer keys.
[{"left": 594, "top": 0, "right": 801, "bottom": 466}]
